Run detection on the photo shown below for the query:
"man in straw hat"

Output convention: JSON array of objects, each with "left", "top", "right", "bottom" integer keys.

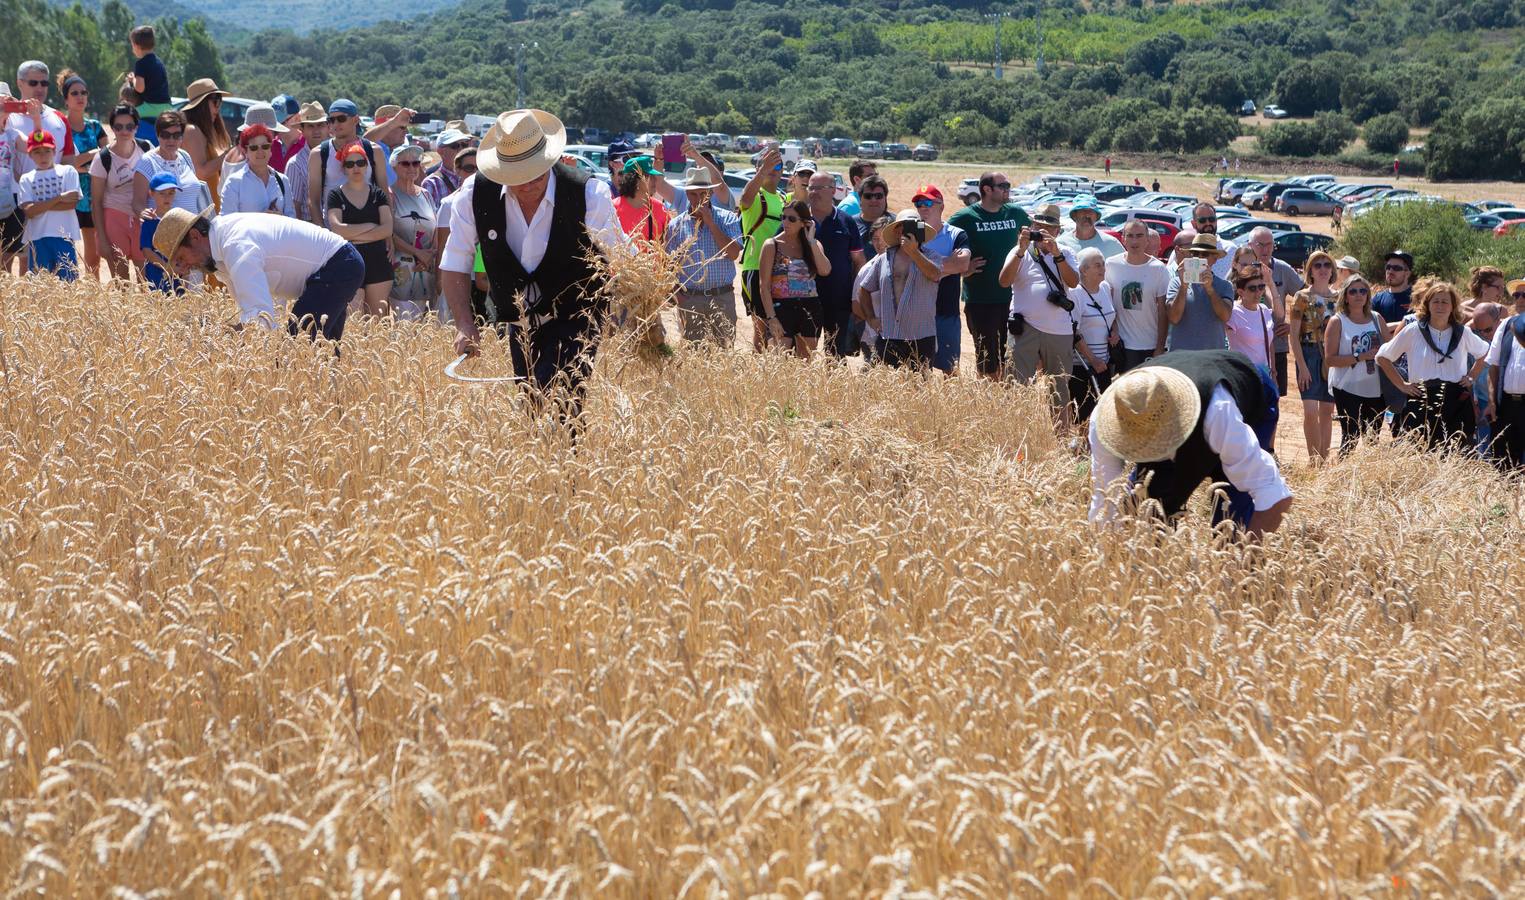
[
  {"left": 1089, "top": 349, "right": 1292, "bottom": 536},
  {"left": 439, "top": 108, "right": 626, "bottom": 398},
  {"left": 1000, "top": 201, "right": 1079, "bottom": 421},
  {"left": 664, "top": 165, "right": 742, "bottom": 345},
  {"left": 1165, "top": 233, "right": 1234, "bottom": 352},
  {"left": 153, "top": 206, "right": 365, "bottom": 342},
  {"left": 286, "top": 102, "right": 328, "bottom": 224}
]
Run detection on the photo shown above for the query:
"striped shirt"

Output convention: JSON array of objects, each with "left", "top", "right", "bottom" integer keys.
[
  {"left": 859, "top": 245, "right": 944, "bottom": 341},
  {"left": 666, "top": 206, "right": 740, "bottom": 291},
  {"left": 285, "top": 144, "right": 311, "bottom": 222}
]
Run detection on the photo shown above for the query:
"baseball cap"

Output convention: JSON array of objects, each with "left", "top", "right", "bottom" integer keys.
[
  {"left": 148, "top": 172, "right": 178, "bottom": 192},
  {"left": 1385, "top": 249, "right": 1415, "bottom": 269},
  {"left": 389, "top": 143, "right": 424, "bottom": 165},
  {"left": 24, "top": 130, "right": 54, "bottom": 152},
  {"left": 1337, "top": 255, "right": 1360, "bottom": 271},
  {"left": 607, "top": 138, "right": 636, "bottom": 162},
  {"left": 911, "top": 184, "right": 944, "bottom": 204},
  {"left": 327, "top": 98, "right": 359, "bottom": 117},
  {"left": 622, "top": 155, "right": 658, "bottom": 176},
  {"left": 269, "top": 94, "right": 300, "bottom": 118},
  {"left": 793, "top": 159, "right": 818, "bottom": 175},
  {"left": 435, "top": 129, "right": 470, "bottom": 149},
  {"left": 1069, "top": 195, "right": 1101, "bottom": 217}
]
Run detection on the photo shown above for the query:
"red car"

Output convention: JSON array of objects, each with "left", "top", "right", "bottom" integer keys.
[
  {"left": 1495, "top": 220, "right": 1525, "bottom": 238},
  {"left": 1104, "top": 220, "right": 1179, "bottom": 259}
]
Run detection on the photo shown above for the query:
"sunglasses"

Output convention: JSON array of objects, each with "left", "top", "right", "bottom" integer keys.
[
  {"left": 1513, "top": 291, "right": 1525, "bottom": 299},
  {"left": 111, "top": 121, "right": 136, "bottom": 132},
  {"left": 343, "top": 159, "right": 368, "bottom": 169},
  {"left": 913, "top": 199, "right": 936, "bottom": 208},
  {"left": 1194, "top": 216, "right": 1215, "bottom": 223},
  {"left": 859, "top": 191, "right": 886, "bottom": 200},
  {"left": 159, "top": 130, "right": 183, "bottom": 139},
  {"left": 1347, "top": 287, "right": 1370, "bottom": 295},
  {"left": 1243, "top": 283, "right": 1266, "bottom": 292},
  {"left": 1312, "top": 260, "right": 1332, "bottom": 268},
  {"left": 396, "top": 160, "right": 421, "bottom": 168},
  {"left": 245, "top": 143, "right": 271, "bottom": 152},
  {"left": 457, "top": 162, "right": 477, "bottom": 173},
  {"left": 328, "top": 115, "right": 350, "bottom": 124},
  {"left": 23, "top": 79, "right": 46, "bottom": 88},
  {"left": 68, "top": 90, "right": 88, "bottom": 98},
  {"left": 992, "top": 182, "right": 1011, "bottom": 190},
  {"left": 781, "top": 214, "right": 801, "bottom": 222},
  {"left": 1385, "top": 263, "right": 1409, "bottom": 272}
]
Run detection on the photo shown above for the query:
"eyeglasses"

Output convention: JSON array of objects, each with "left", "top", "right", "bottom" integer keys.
[
  {"left": 343, "top": 159, "right": 368, "bottom": 169},
  {"left": 781, "top": 214, "right": 801, "bottom": 223},
  {"left": 159, "top": 130, "right": 183, "bottom": 139},
  {"left": 245, "top": 142, "right": 271, "bottom": 152},
  {"left": 457, "top": 162, "right": 477, "bottom": 173},
  {"left": 1312, "top": 260, "right": 1332, "bottom": 268},
  {"left": 1385, "top": 263, "right": 1410, "bottom": 272},
  {"left": 328, "top": 115, "right": 350, "bottom": 124},
  {"left": 1194, "top": 216, "right": 1215, "bottom": 223},
  {"left": 23, "top": 79, "right": 47, "bottom": 88},
  {"left": 860, "top": 191, "right": 886, "bottom": 200},
  {"left": 111, "top": 121, "right": 136, "bottom": 132},
  {"left": 913, "top": 199, "right": 935, "bottom": 208},
  {"left": 396, "top": 160, "right": 421, "bottom": 168}
]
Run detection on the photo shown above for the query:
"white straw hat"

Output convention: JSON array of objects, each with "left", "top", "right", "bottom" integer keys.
[
  {"left": 476, "top": 109, "right": 567, "bottom": 187},
  {"left": 1094, "top": 365, "right": 1202, "bottom": 463}
]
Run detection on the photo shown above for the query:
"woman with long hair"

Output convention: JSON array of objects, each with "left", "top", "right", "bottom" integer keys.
[
  {"left": 178, "top": 78, "right": 235, "bottom": 211},
  {"left": 89, "top": 104, "right": 146, "bottom": 281},
  {"left": 758, "top": 199, "right": 831, "bottom": 358},
  {"left": 58, "top": 69, "right": 105, "bottom": 280},
  {"left": 326, "top": 142, "right": 394, "bottom": 317},
  {"left": 1377, "top": 278, "right": 1490, "bottom": 450},
  {"left": 1288, "top": 250, "right": 1339, "bottom": 462},
  {"left": 1324, "top": 273, "right": 1391, "bottom": 454}
]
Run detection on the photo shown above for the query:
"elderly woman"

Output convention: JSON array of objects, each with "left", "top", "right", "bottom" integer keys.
[
  {"left": 219, "top": 124, "right": 294, "bottom": 216},
  {"left": 1067, "top": 246, "right": 1118, "bottom": 423},
  {"left": 58, "top": 69, "right": 105, "bottom": 281},
  {"left": 132, "top": 111, "right": 211, "bottom": 218},
  {"left": 1323, "top": 273, "right": 1391, "bottom": 454},
  {"left": 89, "top": 104, "right": 146, "bottom": 280},
  {"left": 1377, "top": 278, "right": 1490, "bottom": 450},
  {"left": 179, "top": 78, "right": 235, "bottom": 211},
  {"left": 388, "top": 143, "right": 438, "bottom": 320},
  {"left": 1288, "top": 250, "right": 1339, "bottom": 462}
]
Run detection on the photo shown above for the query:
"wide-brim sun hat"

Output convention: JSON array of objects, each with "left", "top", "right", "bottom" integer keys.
[
  {"left": 1094, "top": 365, "right": 1202, "bottom": 463},
  {"left": 681, "top": 166, "right": 720, "bottom": 191},
  {"left": 1033, "top": 203, "right": 1062, "bottom": 226},
  {"left": 1069, "top": 195, "right": 1101, "bottom": 217},
  {"left": 477, "top": 109, "right": 566, "bottom": 186},
  {"left": 182, "top": 78, "right": 229, "bottom": 112},
  {"left": 1507, "top": 277, "right": 1525, "bottom": 295},
  {"left": 1337, "top": 255, "right": 1360, "bottom": 271},
  {"left": 239, "top": 101, "right": 290, "bottom": 134},
  {"left": 152, "top": 206, "right": 214, "bottom": 264},
  {"left": 881, "top": 208, "right": 925, "bottom": 245},
  {"left": 296, "top": 101, "right": 326, "bottom": 125},
  {"left": 1186, "top": 233, "right": 1227, "bottom": 259}
]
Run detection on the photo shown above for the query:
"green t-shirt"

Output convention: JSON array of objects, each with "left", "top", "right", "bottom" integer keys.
[
  {"left": 946, "top": 202, "right": 1032, "bottom": 304},
  {"left": 740, "top": 189, "right": 784, "bottom": 272}
]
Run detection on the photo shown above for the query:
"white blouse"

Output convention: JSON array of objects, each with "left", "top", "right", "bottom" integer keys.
[{"left": 1376, "top": 320, "right": 1488, "bottom": 383}]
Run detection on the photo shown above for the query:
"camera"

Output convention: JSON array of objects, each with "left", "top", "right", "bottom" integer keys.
[
  {"left": 1027, "top": 228, "right": 1047, "bottom": 243},
  {"left": 1047, "top": 289, "right": 1074, "bottom": 312},
  {"left": 902, "top": 220, "right": 924, "bottom": 244}
]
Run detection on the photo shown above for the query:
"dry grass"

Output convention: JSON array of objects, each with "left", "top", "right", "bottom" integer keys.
[{"left": 3, "top": 274, "right": 1525, "bottom": 896}]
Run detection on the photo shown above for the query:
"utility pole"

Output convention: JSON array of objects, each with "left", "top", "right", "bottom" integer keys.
[
  {"left": 987, "top": 11, "right": 1007, "bottom": 80},
  {"left": 515, "top": 41, "right": 538, "bottom": 109}
]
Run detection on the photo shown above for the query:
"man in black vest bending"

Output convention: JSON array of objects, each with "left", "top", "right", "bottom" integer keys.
[
  {"left": 440, "top": 108, "right": 626, "bottom": 400},
  {"left": 1088, "top": 349, "right": 1293, "bottom": 536}
]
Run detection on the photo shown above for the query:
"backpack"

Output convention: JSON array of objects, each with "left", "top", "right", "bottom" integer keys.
[
  {"left": 100, "top": 139, "right": 153, "bottom": 174},
  {"left": 318, "top": 137, "right": 386, "bottom": 200}
]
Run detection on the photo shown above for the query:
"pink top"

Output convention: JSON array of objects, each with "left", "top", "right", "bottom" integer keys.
[{"left": 1227, "top": 303, "right": 1274, "bottom": 369}]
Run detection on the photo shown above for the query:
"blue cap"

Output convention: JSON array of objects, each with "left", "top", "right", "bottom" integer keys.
[
  {"left": 148, "top": 173, "right": 178, "bottom": 192},
  {"left": 607, "top": 138, "right": 636, "bottom": 161},
  {"left": 1068, "top": 195, "right": 1101, "bottom": 217},
  {"left": 435, "top": 129, "right": 470, "bottom": 148},
  {"left": 327, "top": 99, "right": 359, "bottom": 117},
  {"left": 270, "top": 94, "right": 299, "bottom": 118}
]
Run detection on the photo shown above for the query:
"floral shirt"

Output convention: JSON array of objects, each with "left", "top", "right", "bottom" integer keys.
[{"left": 1291, "top": 288, "right": 1335, "bottom": 345}]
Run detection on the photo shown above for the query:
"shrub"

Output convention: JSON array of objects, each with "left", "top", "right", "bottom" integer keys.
[
  {"left": 1362, "top": 112, "right": 1409, "bottom": 155},
  {"left": 1337, "top": 200, "right": 1487, "bottom": 283},
  {"left": 1256, "top": 114, "right": 1351, "bottom": 157}
]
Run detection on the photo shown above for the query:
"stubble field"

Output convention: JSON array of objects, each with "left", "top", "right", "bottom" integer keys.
[{"left": 3, "top": 277, "right": 1525, "bottom": 895}]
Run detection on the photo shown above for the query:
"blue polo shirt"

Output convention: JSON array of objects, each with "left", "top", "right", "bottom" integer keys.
[
  {"left": 923, "top": 222, "right": 967, "bottom": 317},
  {"left": 812, "top": 206, "right": 863, "bottom": 306}
]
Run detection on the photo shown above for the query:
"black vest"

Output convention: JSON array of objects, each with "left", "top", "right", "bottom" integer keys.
[
  {"left": 473, "top": 163, "right": 608, "bottom": 324},
  {"left": 1133, "top": 350, "right": 1268, "bottom": 518}
]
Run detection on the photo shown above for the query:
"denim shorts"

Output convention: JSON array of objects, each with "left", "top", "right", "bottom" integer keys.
[{"left": 1299, "top": 341, "right": 1334, "bottom": 403}]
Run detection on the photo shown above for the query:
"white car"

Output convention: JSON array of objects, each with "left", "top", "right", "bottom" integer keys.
[
  {"left": 959, "top": 178, "right": 982, "bottom": 206},
  {"left": 1263, "top": 105, "right": 1290, "bottom": 119}
]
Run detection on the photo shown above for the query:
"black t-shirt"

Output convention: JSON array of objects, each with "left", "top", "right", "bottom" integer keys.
[
  {"left": 328, "top": 185, "right": 390, "bottom": 245},
  {"left": 133, "top": 53, "right": 171, "bottom": 104}
]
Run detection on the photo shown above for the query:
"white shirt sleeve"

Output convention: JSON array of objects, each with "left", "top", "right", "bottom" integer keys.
[
  {"left": 280, "top": 176, "right": 296, "bottom": 218},
  {"left": 1087, "top": 415, "right": 1128, "bottom": 522},
  {"left": 1487, "top": 325, "right": 1507, "bottom": 366},
  {"left": 1377, "top": 321, "right": 1415, "bottom": 363},
  {"left": 440, "top": 179, "right": 478, "bottom": 274},
  {"left": 61, "top": 166, "right": 79, "bottom": 196},
  {"left": 584, "top": 177, "right": 632, "bottom": 258},
  {"left": 17, "top": 171, "right": 34, "bottom": 205},
  {"left": 1203, "top": 384, "right": 1291, "bottom": 512},
  {"left": 1462, "top": 326, "right": 1490, "bottom": 360},
  {"left": 218, "top": 236, "right": 280, "bottom": 328}
]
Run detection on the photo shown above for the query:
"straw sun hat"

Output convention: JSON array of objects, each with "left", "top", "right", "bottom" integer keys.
[
  {"left": 477, "top": 109, "right": 566, "bottom": 186},
  {"left": 1094, "top": 366, "right": 1202, "bottom": 463},
  {"left": 152, "top": 206, "right": 213, "bottom": 265},
  {"left": 881, "top": 208, "right": 926, "bottom": 244},
  {"left": 182, "top": 78, "right": 229, "bottom": 112}
]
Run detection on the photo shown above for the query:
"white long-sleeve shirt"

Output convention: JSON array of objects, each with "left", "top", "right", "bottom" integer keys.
[
  {"left": 220, "top": 165, "right": 295, "bottom": 217},
  {"left": 1376, "top": 320, "right": 1489, "bottom": 383},
  {"left": 440, "top": 172, "right": 625, "bottom": 278},
  {"left": 1487, "top": 317, "right": 1525, "bottom": 395},
  {"left": 1088, "top": 384, "right": 1291, "bottom": 522},
  {"left": 208, "top": 214, "right": 349, "bottom": 327}
]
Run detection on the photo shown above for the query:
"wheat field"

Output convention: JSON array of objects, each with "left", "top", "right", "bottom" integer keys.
[{"left": 3, "top": 276, "right": 1525, "bottom": 897}]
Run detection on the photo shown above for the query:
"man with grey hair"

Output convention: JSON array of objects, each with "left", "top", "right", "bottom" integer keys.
[
  {"left": 6, "top": 61, "right": 74, "bottom": 179},
  {"left": 1245, "top": 225, "right": 1303, "bottom": 395}
]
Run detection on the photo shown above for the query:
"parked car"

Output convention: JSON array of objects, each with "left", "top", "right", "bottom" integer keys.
[
  {"left": 882, "top": 143, "right": 911, "bottom": 160},
  {"left": 1239, "top": 99, "right": 1257, "bottom": 116},
  {"left": 1275, "top": 188, "right": 1339, "bottom": 216},
  {"left": 1094, "top": 182, "right": 1146, "bottom": 204},
  {"left": 735, "top": 134, "right": 761, "bottom": 152},
  {"left": 702, "top": 133, "right": 731, "bottom": 150},
  {"left": 1496, "top": 220, "right": 1525, "bottom": 238},
  {"left": 1217, "top": 179, "right": 1262, "bottom": 203},
  {"left": 1142, "top": 193, "right": 1198, "bottom": 210},
  {"left": 827, "top": 137, "right": 855, "bottom": 156},
  {"left": 857, "top": 140, "right": 883, "bottom": 159},
  {"left": 1218, "top": 218, "right": 1303, "bottom": 242},
  {"left": 1097, "top": 207, "right": 1186, "bottom": 231},
  {"left": 1103, "top": 219, "right": 1179, "bottom": 258},
  {"left": 1474, "top": 199, "right": 1514, "bottom": 211},
  {"left": 1274, "top": 231, "right": 1335, "bottom": 269},
  {"left": 911, "top": 143, "right": 939, "bottom": 161},
  {"left": 958, "top": 177, "right": 982, "bottom": 206},
  {"left": 1263, "top": 104, "right": 1289, "bottom": 119},
  {"left": 1038, "top": 172, "right": 1093, "bottom": 189},
  {"left": 1287, "top": 174, "right": 1336, "bottom": 186},
  {"left": 1243, "top": 182, "right": 1293, "bottom": 210},
  {"left": 564, "top": 144, "right": 611, "bottom": 169},
  {"left": 723, "top": 171, "right": 751, "bottom": 207}
]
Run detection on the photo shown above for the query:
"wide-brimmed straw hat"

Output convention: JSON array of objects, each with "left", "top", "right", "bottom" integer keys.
[
  {"left": 1032, "top": 203, "right": 1062, "bottom": 226},
  {"left": 1185, "top": 233, "right": 1227, "bottom": 259},
  {"left": 477, "top": 109, "right": 566, "bottom": 186},
  {"left": 1094, "top": 365, "right": 1202, "bottom": 463},
  {"left": 681, "top": 167, "right": 720, "bottom": 191},
  {"left": 152, "top": 206, "right": 213, "bottom": 264},
  {"left": 239, "top": 102, "right": 290, "bottom": 134},
  {"left": 182, "top": 78, "right": 229, "bottom": 112},
  {"left": 1508, "top": 278, "right": 1525, "bottom": 295},
  {"left": 296, "top": 101, "right": 326, "bottom": 125},
  {"left": 881, "top": 208, "right": 926, "bottom": 244}
]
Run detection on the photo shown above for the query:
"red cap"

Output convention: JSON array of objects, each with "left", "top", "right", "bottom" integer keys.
[
  {"left": 25, "top": 130, "right": 55, "bottom": 152},
  {"left": 911, "top": 183, "right": 943, "bottom": 203}
]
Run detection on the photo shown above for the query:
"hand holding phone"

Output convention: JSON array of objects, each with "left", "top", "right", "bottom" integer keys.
[{"left": 2, "top": 98, "right": 26, "bottom": 116}]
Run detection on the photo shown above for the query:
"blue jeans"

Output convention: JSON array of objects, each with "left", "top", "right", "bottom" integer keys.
[
  {"left": 1211, "top": 365, "right": 1280, "bottom": 528},
  {"left": 28, "top": 237, "right": 77, "bottom": 281},
  {"left": 933, "top": 313, "right": 961, "bottom": 373},
  {"left": 290, "top": 244, "right": 364, "bottom": 342}
]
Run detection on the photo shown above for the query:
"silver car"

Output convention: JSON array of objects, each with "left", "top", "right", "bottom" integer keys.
[{"left": 1275, "top": 188, "right": 1339, "bottom": 216}]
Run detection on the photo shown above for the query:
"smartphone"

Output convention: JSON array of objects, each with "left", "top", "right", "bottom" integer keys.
[
  {"left": 1184, "top": 257, "right": 1206, "bottom": 282},
  {"left": 903, "top": 221, "right": 923, "bottom": 244},
  {"left": 2, "top": 99, "right": 27, "bottom": 116},
  {"left": 661, "top": 134, "right": 685, "bottom": 173}
]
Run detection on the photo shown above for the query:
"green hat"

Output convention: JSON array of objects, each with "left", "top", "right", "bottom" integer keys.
[{"left": 622, "top": 154, "right": 658, "bottom": 176}]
